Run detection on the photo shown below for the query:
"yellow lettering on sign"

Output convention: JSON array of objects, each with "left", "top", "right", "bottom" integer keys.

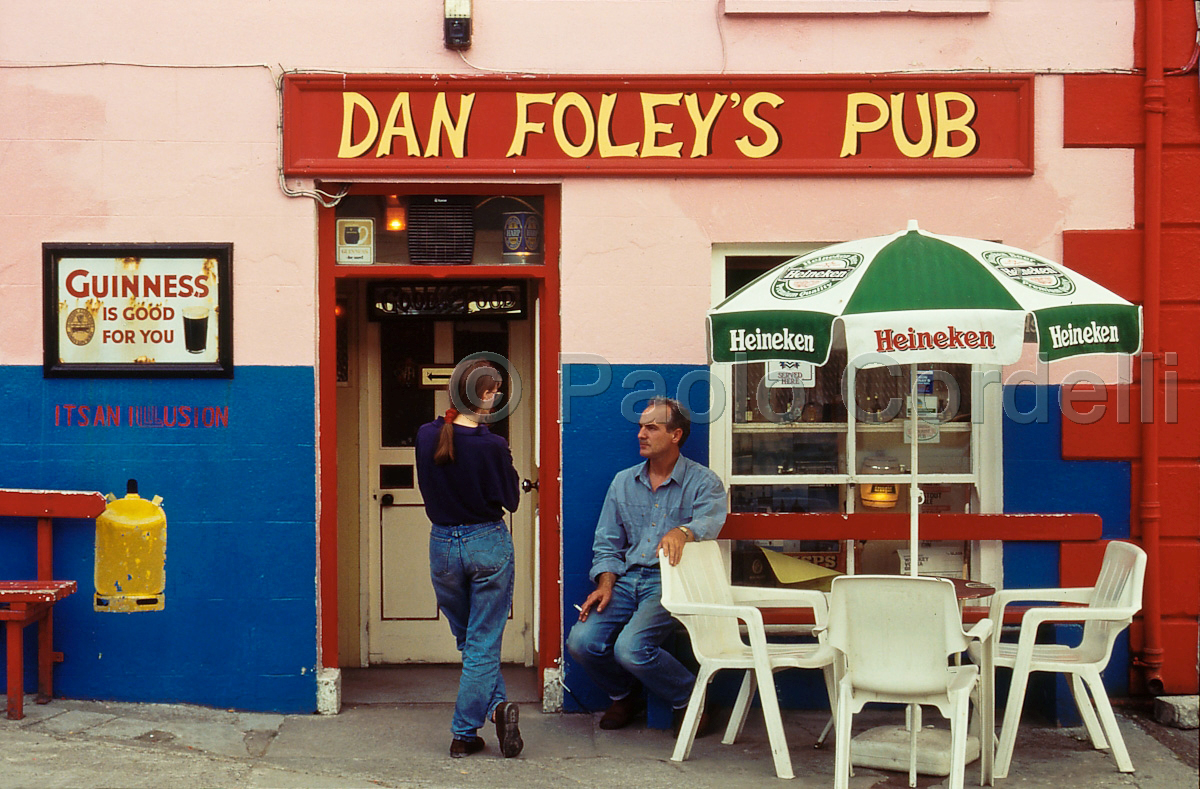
[
  {"left": 839, "top": 92, "right": 889, "bottom": 158},
  {"left": 506, "top": 93, "right": 555, "bottom": 157},
  {"left": 553, "top": 92, "right": 596, "bottom": 158},
  {"left": 843, "top": 91, "right": 980, "bottom": 159},
  {"left": 640, "top": 93, "right": 684, "bottom": 158},
  {"left": 890, "top": 92, "right": 933, "bottom": 158},
  {"left": 424, "top": 93, "right": 475, "bottom": 159},
  {"left": 933, "top": 92, "right": 978, "bottom": 158},
  {"left": 376, "top": 93, "right": 421, "bottom": 158},
  {"left": 735, "top": 92, "right": 784, "bottom": 159},
  {"left": 684, "top": 93, "right": 727, "bottom": 158},
  {"left": 597, "top": 94, "right": 639, "bottom": 157},
  {"left": 337, "top": 92, "right": 380, "bottom": 159}
]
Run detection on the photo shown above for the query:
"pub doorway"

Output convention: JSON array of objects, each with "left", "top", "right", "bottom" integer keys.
[{"left": 336, "top": 279, "right": 539, "bottom": 666}]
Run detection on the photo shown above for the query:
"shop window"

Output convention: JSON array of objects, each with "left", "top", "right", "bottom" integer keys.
[{"left": 711, "top": 248, "right": 1002, "bottom": 584}]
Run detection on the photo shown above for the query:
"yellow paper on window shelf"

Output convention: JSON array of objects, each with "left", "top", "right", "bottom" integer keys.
[{"left": 759, "top": 547, "right": 842, "bottom": 591}]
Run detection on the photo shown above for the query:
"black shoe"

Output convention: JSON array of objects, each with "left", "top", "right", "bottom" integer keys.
[
  {"left": 494, "top": 701, "right": 524, "bottom": 758},
  {"left": 672, "top": 705, "right": 715, "bottom": 739},
  {"left": 599, "top": 693, "right": 646, "bottom": 730},
  {"left": 449, "top": 736, "right": 485, "bottom": 758}
]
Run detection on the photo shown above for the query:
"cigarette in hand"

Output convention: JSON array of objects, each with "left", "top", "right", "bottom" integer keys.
[{"left": 573, "top": 603, "right": 583, "bottom": 612}]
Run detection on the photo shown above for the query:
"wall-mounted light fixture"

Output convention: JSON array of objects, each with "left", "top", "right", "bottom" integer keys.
[
  {"left": 444, "top": 0, "right": 472, "bottom": 50},
  {"left": 383, "top": 195, "right": 406, "bottom": 233}
]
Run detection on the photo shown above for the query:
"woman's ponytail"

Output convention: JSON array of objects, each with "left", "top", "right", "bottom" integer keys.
[{"left": 434, "top": 408, "right": 458, "bottom": 465}]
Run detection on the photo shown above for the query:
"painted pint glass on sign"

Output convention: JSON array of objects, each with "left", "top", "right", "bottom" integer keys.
[{"left": 182, "top": 306, "right": 209, "bottom": 353}]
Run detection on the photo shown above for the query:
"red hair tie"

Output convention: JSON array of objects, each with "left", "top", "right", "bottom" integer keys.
[{"left": 445, "top": 408, "right": 459, "bottom": 422}]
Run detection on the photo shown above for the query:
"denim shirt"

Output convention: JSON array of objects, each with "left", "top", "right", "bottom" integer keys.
[{"left": 589, "top": 454, "right": 727, "bottom": 582}]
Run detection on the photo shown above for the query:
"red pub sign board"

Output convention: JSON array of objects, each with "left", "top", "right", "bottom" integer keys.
[{"left": 283, "top": 74, "right": 1033, "bottom": 177}]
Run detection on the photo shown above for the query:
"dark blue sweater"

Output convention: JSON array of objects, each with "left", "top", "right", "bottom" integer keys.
[{"left": 415, "top": 418, "right": 520, "bottom": 525}]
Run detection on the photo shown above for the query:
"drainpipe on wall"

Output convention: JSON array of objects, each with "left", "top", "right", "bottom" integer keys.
[{"left": 1136, "top": 0, "right": 1166, "bottom": 695}]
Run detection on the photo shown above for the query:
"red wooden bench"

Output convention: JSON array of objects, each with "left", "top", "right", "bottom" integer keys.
[
  {"left": 0, "top": 488, "right": 106, "bottom": 720},
  {"left": 2, "top": 580, "right": 78, "bottom": 719}
]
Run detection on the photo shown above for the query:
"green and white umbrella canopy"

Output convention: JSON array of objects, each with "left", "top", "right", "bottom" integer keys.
[
  {"left": 708, "top": 220, "right": 1142, "bottom": 367},
  {"left": 708, "top": 221, "right": 1143, "bottom": 576}
]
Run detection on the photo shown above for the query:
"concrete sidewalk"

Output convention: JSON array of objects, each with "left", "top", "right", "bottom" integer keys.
[{"left": 1, "top": 692, "right": 1196, "bottom": 789}]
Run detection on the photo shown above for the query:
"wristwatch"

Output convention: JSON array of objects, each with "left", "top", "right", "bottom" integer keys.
[{"left": 676, "top": 525, "right": 693, "bottom": 541}]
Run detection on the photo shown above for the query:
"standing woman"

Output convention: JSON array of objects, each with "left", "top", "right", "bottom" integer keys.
[{"left": 415, "top": 357, "right": 523, "bottom": 759}]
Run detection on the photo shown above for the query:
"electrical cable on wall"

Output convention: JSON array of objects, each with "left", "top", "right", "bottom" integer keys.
[
  {"left": 1165, "top": 0, "right": 1200, "bottom": 98},
  {"left": 275, "top": 67, "right": 349, "bottom": 208}
]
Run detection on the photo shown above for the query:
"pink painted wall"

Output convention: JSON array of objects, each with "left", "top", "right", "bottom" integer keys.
[{"left": 0, "top": 1, "right": 1135, "bottom": 368}]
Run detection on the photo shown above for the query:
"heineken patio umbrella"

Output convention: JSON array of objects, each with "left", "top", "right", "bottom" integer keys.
[{"left": 708, "top": 220, "right": 1142, "bottom": 575}]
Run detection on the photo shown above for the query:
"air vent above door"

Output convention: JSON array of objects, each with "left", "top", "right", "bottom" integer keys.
[{"left": 406, "top": 197, "right": 475, "bottom": 265}]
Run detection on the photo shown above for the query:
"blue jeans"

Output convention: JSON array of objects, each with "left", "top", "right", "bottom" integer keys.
[
  {"left": 565, "top": 566, "right": 694, "bottom": 708},
  {"left": 429, "top": 520, "right": 514, "bottom": 740}
]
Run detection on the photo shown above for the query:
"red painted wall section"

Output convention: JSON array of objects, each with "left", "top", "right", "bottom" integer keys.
[
  {"left": 1063, "top": 74, "right": 1143, "bottom": 146},
  {"left": 1160, "top": 230, "right": 1200, "bottom": 303},
  {"left": 1158, "top": 150, "right": 1200, "bottom": 223},
  {"left": 1124, "top": 618, "right": 1200, "bottom": 695},
  {"left": 1060, "top": 382, "right": 1200, "bottom": 463},
  {"left": 1060, "top": 541, "right": 1108, "bottom": 588},
  {"left": 1129, "top": 464, "right": 1200, "bottom": 541},
  {"left": 1060, "top": 230, "right": 1142, "bottom": 298},
  {"left": 1146, "top": 464, "right": 1200, "bottom": 538},
  {"left": 1063, "top": 229, "right": 1200, "bottom": 304},
  {"left": 1059, "top": 3, "right": 1200, "bottom": 694},
  {"left": 1064, "top": 76, "right": 1200, "bottom": 147}
]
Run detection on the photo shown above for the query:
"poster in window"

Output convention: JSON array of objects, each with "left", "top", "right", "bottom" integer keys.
[{"left": 43, "top": 243, "right": 233, "bottom": 378}]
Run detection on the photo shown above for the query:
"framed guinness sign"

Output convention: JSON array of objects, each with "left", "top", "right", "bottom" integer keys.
[{"left": 43, "top": 243, "right": 233, "bottom": 378}]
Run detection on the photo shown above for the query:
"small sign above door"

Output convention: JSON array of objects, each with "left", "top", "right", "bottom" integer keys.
[
  {"left": 337, "top": 219, "right": 375, "bottom": 264},
  {"left": 420, "top": 366, "right": 455, "bottom": 388},
  {"left": 368, "top": 281, "right": 526, "bottom": 320}
]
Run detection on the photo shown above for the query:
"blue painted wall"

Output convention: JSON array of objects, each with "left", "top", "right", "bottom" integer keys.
[
  {"left": 561, "top": 362, "right": 716, "bottom": 715},
  {"left": 0, "top": 365, "right": 318, "bottom": 713},
  {"left": 3, "top": 369, "right": 1132, "bottom": 721},
  {"left": 1001, "top": 384, "right": 1133, "bottom": 722}
]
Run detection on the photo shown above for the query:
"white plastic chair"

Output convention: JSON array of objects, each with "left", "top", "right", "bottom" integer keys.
[
  {"left": 659, "top": 540, "right": 838, "bottom": 780},
  {"left": 820, "top": 575, "right": 993, "bottom": 789},
  {"left": 968, "top": 540, "right": 1146, "bottom": 778}
]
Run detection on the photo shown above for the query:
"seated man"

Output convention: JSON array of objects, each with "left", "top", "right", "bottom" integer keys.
[{"left": 566, "top": 397, "right": 727, "bottom": 734}]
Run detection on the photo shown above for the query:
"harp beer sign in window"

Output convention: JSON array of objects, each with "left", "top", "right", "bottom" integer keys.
[{"left": 43, "top": 243, "right": 233, "bottom": 378}]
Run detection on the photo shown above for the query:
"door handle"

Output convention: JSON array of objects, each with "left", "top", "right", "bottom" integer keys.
[{"left": 521, "top": 479, "right": 539, "bottom": 493}]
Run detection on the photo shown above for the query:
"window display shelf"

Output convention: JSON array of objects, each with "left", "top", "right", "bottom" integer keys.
[
  {"left": 731, "top": 474, "right": 853, "bottom": 486},
  {"left": 732, "top": 421, "right": 971, "bottom": 433},
  {"left": 733, "top": 422, "right": 847, "bottom": 432},
  {"left": 856, "top": 422, "right": 972, "bottom": 432}
]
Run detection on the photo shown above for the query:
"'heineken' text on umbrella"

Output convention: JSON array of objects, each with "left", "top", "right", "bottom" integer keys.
[{"left": 708, "top": 221, "right": 1143, "bottom": 575}]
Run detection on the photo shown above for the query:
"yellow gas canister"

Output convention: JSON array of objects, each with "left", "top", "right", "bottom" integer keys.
[{"left": 94, "top": 479, "right": 166, "bottom": 612}]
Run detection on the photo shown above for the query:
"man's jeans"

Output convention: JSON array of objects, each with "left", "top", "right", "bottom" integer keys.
[
  {"left": 566, "top": 566, "right": 694, "bottom": 708},
  {"left": 429, "top": 520, "right": 514, "bottom": 740}
]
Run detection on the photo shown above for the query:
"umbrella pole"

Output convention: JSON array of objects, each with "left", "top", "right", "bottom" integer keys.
[{"left": 909, "top": 363, "right": 920, "bottom": 577}]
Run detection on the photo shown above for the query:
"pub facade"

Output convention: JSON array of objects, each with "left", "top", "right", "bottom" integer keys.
[{"left": 1, "top": 0, "right": 1195, "bottom": 717}]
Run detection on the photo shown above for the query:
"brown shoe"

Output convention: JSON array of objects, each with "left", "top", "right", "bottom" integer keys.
[
  {"left": 494, "top": 701, "right": 524, "bottom": 758},
  {"left": 598, "top": 693, "right": 646, "bottom": 730},
  {"left": 449, "top": 736, "right": 485, "bottom": 758},
  {"left": 672, "top": 706, "right": 715, "bottom": 739}
]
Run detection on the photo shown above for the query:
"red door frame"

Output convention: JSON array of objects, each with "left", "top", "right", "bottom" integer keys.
[{"left": 316, "top": 184, "right": 562, "bottom": 687}]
